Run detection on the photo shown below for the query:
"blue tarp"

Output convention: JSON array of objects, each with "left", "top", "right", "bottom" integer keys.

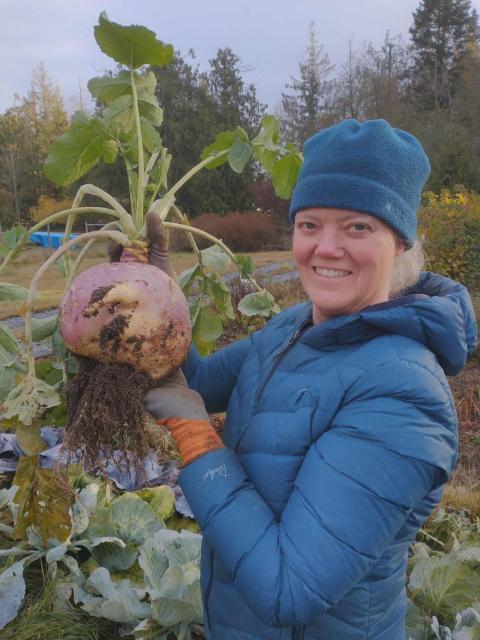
[{"left": 29, "top": 231, "right": 79, "bottom": 249}]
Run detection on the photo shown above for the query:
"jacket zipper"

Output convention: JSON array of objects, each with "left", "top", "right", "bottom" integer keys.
[{"left": 253, "top": 320, "right": 311, "bottom": 412}]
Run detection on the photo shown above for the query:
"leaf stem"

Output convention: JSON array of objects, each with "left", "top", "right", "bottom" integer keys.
[
  {"left": 62, "top": 185, "right": 135, "bottom": 279},
  {"left": 0, "top": 207, "right": 131, "bottom": 277},
  {"left": 162, "top": 221, "right": 263, "bottom": 292},
  {"left": 159, "top": 150, "right": 229, "bottom": 214},
  {"left": 68, "top": 221, "right": 122, "bottom": 285},
  {"left": 130, "top": 69, "right": 145, "bottom": 229},
  {"left": 24, "top": 229, "right": 129, "bottom": 377}
]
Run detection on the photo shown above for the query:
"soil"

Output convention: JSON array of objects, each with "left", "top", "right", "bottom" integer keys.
[{"left": 98, "top": 314, "right": 130, "bottom": 355}]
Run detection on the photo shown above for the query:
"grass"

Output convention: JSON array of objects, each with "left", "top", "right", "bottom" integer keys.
[
  {"left": 0, "top": 562, "right": 119, "bottom": 640},
  {"left": 0, "top": 243, "right": 292, "bottom": 320}
]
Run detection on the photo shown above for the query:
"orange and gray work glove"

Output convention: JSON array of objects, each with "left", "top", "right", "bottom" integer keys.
[
  {"left": 144, "top": 371, "right": 224, "bottom": 466},
  {"left": 107, "top": 211, "right": 173, "bottom": 276}
]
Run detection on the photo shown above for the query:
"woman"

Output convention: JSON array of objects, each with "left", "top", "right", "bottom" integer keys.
[{"left": 145, "top": 119, "right": 478, "bottom": 639}]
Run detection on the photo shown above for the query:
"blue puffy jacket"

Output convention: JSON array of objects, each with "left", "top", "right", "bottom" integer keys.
[{"left": 180, "top": 272, "right": 478, "bottom": 640}]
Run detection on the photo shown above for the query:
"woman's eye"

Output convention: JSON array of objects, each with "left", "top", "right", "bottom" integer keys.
[
  {"left": 350, "top": 223, "right": 369, "bottom": 232},
  {"left": 297, "top": 221, "right": 316, "bottom": 230}
]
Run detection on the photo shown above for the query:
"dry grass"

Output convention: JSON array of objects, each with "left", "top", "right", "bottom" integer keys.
[{"left": 0, "top": 243, "right": 293, "bottom": 320}]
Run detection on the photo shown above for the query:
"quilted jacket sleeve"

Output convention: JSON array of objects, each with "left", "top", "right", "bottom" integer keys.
[
  {"left": 182, "top": 336, "right": 253, "bottom": 414},
  {"left": 179, "top": 359, "right": 458, "bottom": 627}
]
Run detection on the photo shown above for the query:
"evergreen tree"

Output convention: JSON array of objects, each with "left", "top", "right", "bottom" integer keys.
[
  {"left": 282, "top": 22, "right": 335, "bottom": 145},
  {"left": 409, "top": 0, "right": 480, "bottom": 111},
  {"left": 154, "top": 49, "right": 266, "bottom": 216}
]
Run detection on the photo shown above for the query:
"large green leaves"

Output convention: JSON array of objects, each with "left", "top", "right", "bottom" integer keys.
[
  {"left": 0, "top": 560, "right": 26, "bottom": 629},
  {"left": 43, "top": 112, "right": 113, "bottom": 186},
  {"left": 12, "top": 455, "right": 74, "bottom": 544},
  {"left": 409, "top": 547, "right": 480, "bottom": 627},
  {"left": 80, "top": 567, "right": 151, "bottom": 623},
  {"left": 0, "top": 226, "right": 27, "bottom": 259},
  {"left": 94, "top": 12, "right": 173, "bottom": 69},
  {"left": 3, "top": 372, "right": 61, "bottom": 425},
  {"left": 88, "top": 70, "right": 156, "bottom": 104},
  {"left": 0, "top": 281, "right": 28, "bottom": 301},
  {"left": 271, "top": 152, "right": 303, "bottom": 199}
]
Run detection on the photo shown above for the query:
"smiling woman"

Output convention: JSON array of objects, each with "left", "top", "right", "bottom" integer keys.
[
  {"left": 144, "top": 119, "right": 478, "bottom": 640},
  {"left": 292, "top": 208, "right": 405, "bottom": 324}
]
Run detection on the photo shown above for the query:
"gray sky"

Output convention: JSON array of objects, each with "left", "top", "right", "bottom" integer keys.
[{"left": 1, "top": 0, "right": 479, "bottom": 115}]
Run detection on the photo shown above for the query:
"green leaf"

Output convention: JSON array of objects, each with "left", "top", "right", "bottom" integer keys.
[
  {"left": 200, "top": 245, "right": 231, "bottom": 271},
  {"left": 147, "top": 148, "right": 171, "bottom": 193},
  {"left": 15, "top": 422, "right": 46, "bottom": 455},
  {"left": 0, "top": 226, "right": 27, "bottom": 258},
  {"left": 177, "top": 265, "right": 200, "bottom": 297},
  {"left": 137, "top": 91, "right": 163, "bottom": 127},
  {"left": 204, "top": 274, "right": 235, "bottom": 320},
  {"left": 271, "top": 153, "right": 303, "bottom": 199},
  {"left": 252, "top": 115, "right": 281, "bottom": 148},
  {"left": 3, "top": 373, "right": 61, "bottom": 425},
  {"left": 228, "top": 139, "right": 253, "bottom": 173},
  {"left": 0, "top": 322, "right": 21, "bottom": 363},
  {"left": 0, "top": 281, "right": 28, "bottom": 301},
  {"left": 200, "top": 131, "right": 235, "bottom": 169},
  {"left": 236, "top": 254, "right": 255, "bottom": 278},
  {"left": 103, "top": 95, "right": 135, "bottom": 130},
  {"left": 88, "top": 70, "right": 156, "bottom": 104},
  {"left": 51, "top": 325, "right": 67, "bottom": 359},
  {"left": 408, "top": 551, "right": 480, "bottom": 627},
  {"left": 135, "top": 486, "right": 176, "bottom": 521},
  {"left": 140, "top": 117, "right": 162, "bottom": 152},
  {"left": 81, "top": 567, "right": 151, "bottom": 622},
  {"left": 31, "top": 314, "right": 58, "bottom": 342},
  {"left": 94, "top": 12, "right": 174, "bottom": 69},
  {"left": 151, "top": 596, "right": 200, "bottom": 627},
  {"left": 238, "top": 290, "right": 276, "bottom": 317},
  {"left": 102, "top": 139, "right": 118, "bottom": 164},
  {"left": 12, "top": 456, "right": 74, "bottom": 544},
  {"left": 43, "top": 112, "right": 110, "bottom": 186},
  {"left": 192, "top": 306, "right": 223, "bottom": 356},
  {"left": 46, "top": 544, "right": 67, "bottom": 564},
  {"left": 0, "top": 365, "right": 16, "bottom": 403},
  {"left": 0, "top": 560, "right": 26, "bottom": 630},
  {"left": 87, "top": 493, "right": 163, "bottom": 546},
  {"left": 92, "top": 541, "right": 138, "bottom": 572}
]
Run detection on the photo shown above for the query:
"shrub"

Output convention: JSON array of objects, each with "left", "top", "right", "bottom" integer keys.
[
  {"left": 29, "top": 196, "right": 73, "bottom": 225},
  {"left": 170, "top": 211, "right": 286, "bottom": 252},
  {"left": 418, "top": 189, "right": 480, "bottom": 289}
]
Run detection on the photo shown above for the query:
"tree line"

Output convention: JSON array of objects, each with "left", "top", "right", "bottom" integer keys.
[{"left": 1, "top": 0, "right": 479, "bottom": 228}]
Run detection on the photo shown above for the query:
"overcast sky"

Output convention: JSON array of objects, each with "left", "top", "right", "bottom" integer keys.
[{"left": 1, "top": 0, "right": 479, "bottom": 115}]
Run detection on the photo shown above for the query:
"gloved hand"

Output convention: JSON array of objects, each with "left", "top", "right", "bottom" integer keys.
[
  {"left": 144, "top": 371, "right": 224, "bottom": 466},
  {"left": 108, "top": 211, "right": 172, "bottom": 276}
]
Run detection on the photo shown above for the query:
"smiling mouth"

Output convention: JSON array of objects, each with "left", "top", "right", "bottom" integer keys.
[{"left": 312, "top": 267, "right": 352, "bottom": 278}]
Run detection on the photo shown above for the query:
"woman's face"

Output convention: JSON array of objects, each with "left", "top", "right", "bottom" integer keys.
[{"left": 292, "top": 208, "right": 405, "bottom": 325}]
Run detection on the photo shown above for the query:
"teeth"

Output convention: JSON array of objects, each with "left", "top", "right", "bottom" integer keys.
[{"left": 314, "top": 268, "right": 351, "bottom": 277}]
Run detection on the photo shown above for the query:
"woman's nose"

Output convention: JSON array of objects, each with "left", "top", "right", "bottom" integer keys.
[{"left": 313, "top": 231, "right": 345, "bottom": 258}]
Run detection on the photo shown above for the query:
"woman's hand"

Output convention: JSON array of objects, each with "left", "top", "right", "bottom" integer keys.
[
  {"left": 144, "top": 371, "right": 224, "bottom": 466},
  {"left": 107, "top": 211, "right": 173, "bottom": 276}
]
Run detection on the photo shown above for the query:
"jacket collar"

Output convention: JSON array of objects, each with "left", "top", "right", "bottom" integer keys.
[{"left": 295, "top": 272, "right": 478, "bottom": 376}]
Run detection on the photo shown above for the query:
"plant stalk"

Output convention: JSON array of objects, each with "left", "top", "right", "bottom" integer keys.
[{"left": 131, "top": 69, "right": 145, "bottom": 229}]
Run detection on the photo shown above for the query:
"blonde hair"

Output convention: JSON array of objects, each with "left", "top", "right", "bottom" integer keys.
[{"left": 389, "top": 238, "right": 425, "bottom": 297}]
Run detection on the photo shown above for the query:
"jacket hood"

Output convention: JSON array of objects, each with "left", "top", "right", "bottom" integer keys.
[{"left": 297, "top": 272, "right": 478, "bottom": 376}]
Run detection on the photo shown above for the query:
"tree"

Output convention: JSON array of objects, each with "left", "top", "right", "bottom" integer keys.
[
  {"left": 409, "top": 0, "right": 480, "bottom": 112},
  {"left": 282, "top": 22, "right": 335, "bottom": 146},
  {"left": 153, "top": 48, "right": 266, "bottom": 216},
  {"left": 0, "top": 108, "right": 24, "bottom": 223}
]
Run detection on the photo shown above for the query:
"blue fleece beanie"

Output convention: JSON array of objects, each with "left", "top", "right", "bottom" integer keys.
[{"left": 289, "top": 119, "right": 431, "bottom": 247}]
